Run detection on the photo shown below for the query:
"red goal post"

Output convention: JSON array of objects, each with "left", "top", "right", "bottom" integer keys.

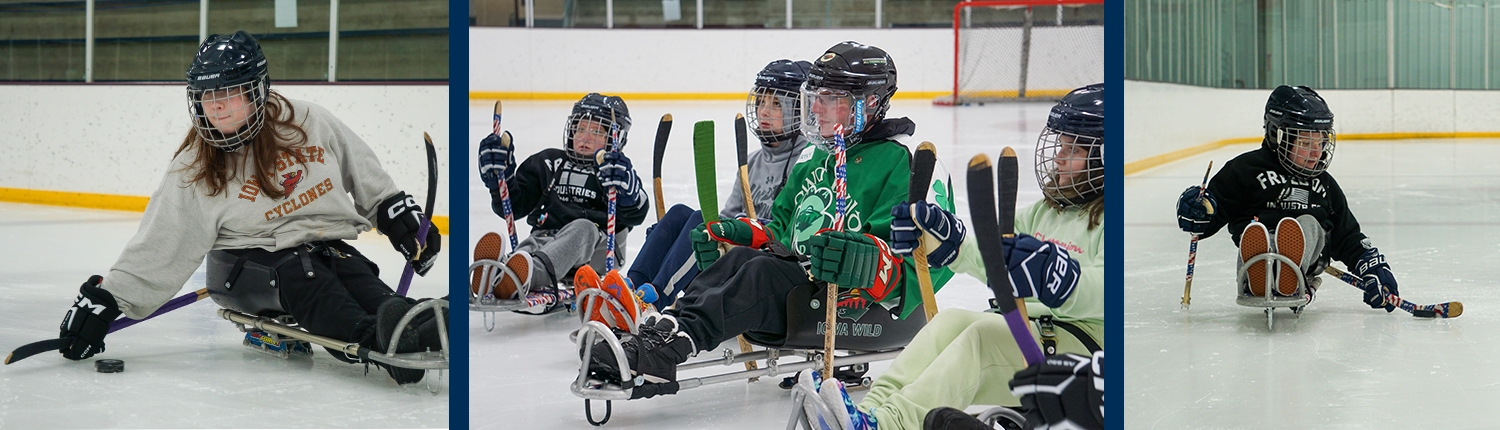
[{"left": 936, "top": 0, "right": 1105, "bottom": 105}]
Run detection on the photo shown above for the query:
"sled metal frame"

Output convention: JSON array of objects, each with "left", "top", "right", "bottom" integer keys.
[
  {"left": 571, "top": 321, "right": 904, "bottom": 426},
  {"left": 468, "top": 260, "right": 576, "bottom": 331},
  {"left": 219, "top": 298, "right": 450, "bottom": 392},
  {"left": 1235, "top": 253, "right": 1312, "bottom": 330}
]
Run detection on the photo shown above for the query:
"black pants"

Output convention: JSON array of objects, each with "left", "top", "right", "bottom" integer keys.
[
  {"left": 227, "top": 241, "right": 395, "bottom": 344},
  {"left": 668, "top": 246, "right": 814, "bottom": 351}
]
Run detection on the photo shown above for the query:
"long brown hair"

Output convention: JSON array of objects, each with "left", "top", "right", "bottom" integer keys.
[
  {"left": 1043, "top": 188, "right": 1105, "bottom": 230},
  {"left": 174, "top": 90, "right": 308, "bottom": 199}
]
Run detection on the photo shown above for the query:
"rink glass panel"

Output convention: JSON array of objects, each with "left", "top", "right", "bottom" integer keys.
[
  {"left": 0, "top": 0, "right": 447, "bottom": 82},
  {"left": 1125, "top": 0, "right": 1500, "bottom": 90},
  {"left": 470, "top": 0, "right": 1100, "bottom": 29}
]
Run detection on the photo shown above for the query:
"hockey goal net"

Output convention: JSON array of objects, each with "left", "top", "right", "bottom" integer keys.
[{"left": 936, "top": 0, "right": 1105, "bottom": 105}]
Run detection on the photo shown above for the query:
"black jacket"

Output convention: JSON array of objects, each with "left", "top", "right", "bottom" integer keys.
[
  {"left": 1202, "top": 142, "right": 1369, "bottom": 268},
  {"left": 492, "top": 148, "right": 648, "bottom": 233}
]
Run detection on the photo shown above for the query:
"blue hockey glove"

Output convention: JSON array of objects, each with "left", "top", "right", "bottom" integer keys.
[
  {"left": 1176, "top": 186, "right": 1217, "bottom": 234},
  {"left": 891, "top": 202, "right": 965, "bottom": 268},
  {"left": 478, "top": 131, "right": 517, "bottom": 190},
  {"left": 1002, "top": 233, "right": 1081, "bottom": 308},
  {"left": 59, "top": 276, "right": 122, "bottom": 360},
  {"left": 597, "top": 150, "right": 645, "bottom": 208},
  {"left": 1355, "top": 248, "right": 1398, "bottom": 312}
]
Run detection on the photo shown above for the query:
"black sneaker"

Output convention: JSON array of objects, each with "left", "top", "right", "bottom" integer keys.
[
  {"left": 375, "top": 298, "right": 425, "bottom": 385},
  {"left": 923, "top": 407, "right": 991, "bottom": 430},
  {"left": 587, "top": 315, "right": 694, "bottom": 385}
]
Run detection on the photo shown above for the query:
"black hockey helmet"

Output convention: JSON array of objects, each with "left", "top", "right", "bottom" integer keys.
[
  {"left": 1036, "top": 83, "right": 1105, "bottom": 207},
  {"left": 800, "top": 41, "right": 898, "bottom": 147},
  {"left": 564, "top": 93, "right": 631, "bottom": 164},
  {"left": 1264, "top": 85, "right": 1335, "bottom": 178},
  {"left": 747, "top": 59, "right": 812, "bottom": 144},
  {"left": 185, "top": 31, "right": 271, "bottom": 152}
]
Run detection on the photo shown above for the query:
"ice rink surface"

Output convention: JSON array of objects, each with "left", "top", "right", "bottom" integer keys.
[
  {"left": 0, "top": 204, "right": 450, "bottom": 428},
  {"left": 1125, "top": 139, "right": 1500, "bottom": 429},
  {"left": 467, "top": 99, "right": 1057, "bottom": 428}
]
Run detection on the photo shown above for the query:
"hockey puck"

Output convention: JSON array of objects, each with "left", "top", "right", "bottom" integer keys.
[{"left": 95, "top": 359, "right": 124, "bottom": 373}]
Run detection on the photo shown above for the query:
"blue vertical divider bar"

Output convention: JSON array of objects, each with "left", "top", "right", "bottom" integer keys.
[
  {"left": 448, "top": 0, "right": 469, "bottom": 427},
  {"left": 1105, "top": 0, "right": 1121, "bottom": 428}
]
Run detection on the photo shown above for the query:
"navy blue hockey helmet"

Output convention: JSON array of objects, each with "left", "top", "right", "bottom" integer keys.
[
  {"left": 800, "top": 41, "right": 898, "bottom": 147},
  {"left": 1036, "top": 83, "right": 1105, "bottom": 207},
  {"left": 565, "top": 93, "right": 631, "bottom": 164},
  {"left": 186, "top": 31, "right": 270, "bottom": 152},
  {"left": 746, "top": 59, "right": 812, "bottom": 144},
  {"left": 1264, "top": 85, "right": 1335, "bottom": 178}
]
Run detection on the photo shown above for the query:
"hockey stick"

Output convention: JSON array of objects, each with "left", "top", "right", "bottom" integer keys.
[
  {"left": 396, "top": 132, "right": 439, "bottom": 296},
  {"left": 493, "top": 101, "right": 519, "bottom": 252},
  {"left": 968, "top": 152, "right": 1045, "bottom": 366},
  {"left": 1183, "top": 161, "right": 1214, "bottom": 309},
  {"left": 732, "top": 113, "right": 760, "bottom": 376},
  {"left": 600, "top": 108, "right": 621, "bottom": 273},
  {"left": 652, "top": 114, "right": 672, "bottom": 222},
  {"left": 6, "top": 287, "right": 210, "bottom": 365},
  {"left": 907, "top": 142, "right": 941, "bottom": 322},
  {"left": 1323, "top": 266, "right": 1464, "bottom": 318},
  {"left": 997, "top": 148, "right": 1031, "bottom": 324},
  {"left": 822, "top": 122, "right": 853, "bottom": 380}
]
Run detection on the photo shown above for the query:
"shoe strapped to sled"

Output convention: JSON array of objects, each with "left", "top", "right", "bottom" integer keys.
[{"left": 1236, "top": 218, "right": 1314, "bottom": 331}]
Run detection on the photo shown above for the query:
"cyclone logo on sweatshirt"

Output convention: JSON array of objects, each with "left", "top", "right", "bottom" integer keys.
[{"left": 280, "top": 170, "right": 304, "bottom": 196}]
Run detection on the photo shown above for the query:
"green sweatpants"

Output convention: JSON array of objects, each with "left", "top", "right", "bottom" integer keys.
[{"left": 855, "top": 308, "right": 1102, "bottom": 430}]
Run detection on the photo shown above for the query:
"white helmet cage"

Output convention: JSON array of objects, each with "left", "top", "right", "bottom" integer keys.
[
  {"left": 1035, "top": 128, "right": 1104, "bottom": 207},
  {"left": 1273, "top": 126, "right": 1336, "bottom": 177},
  {"left": 187, "top": 76, "right": 268, "bottom": 152}
]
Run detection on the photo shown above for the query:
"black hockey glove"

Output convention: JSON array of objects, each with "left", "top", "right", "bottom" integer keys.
[
  {"left": 890, "top": 202, "right": 965, "bottom": 267},
  {"left": 478, "top": 131, "right": 517, "bottom": 190},
  {"left": 1009, "top": 351, "right": 1104, "bottom": 430},
  {"left": 1176, "top": 186, "right": 1217, "bottom": 235},
  {"left": 58, "top": 275, "right": 122, "bottom": 360},
  {"left": 1355, "top": 248, "right": 1398, "bottom": 312},
  {"left": 1002, "top": 233, "right": 1082, "bottom": 308},
  {"left": 597, "top": 150, "right": 645, "bottom": 208},
  {"left": 376, "top": 192, "right": 442, "bottom": 276}
]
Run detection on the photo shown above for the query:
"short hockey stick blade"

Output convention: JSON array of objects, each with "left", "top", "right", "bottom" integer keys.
[
  {"left": 652, "top": 114, "right": 673, "bottom": 221},
  {"left": 967, "top": 154, "right": 1045, "bottom": 366},
  {"left": 734, "top": 113, "right": 757, "bottom": 219},
  {"left": 997, "top": 147, "right": 1029, "bottom": 323},
  {"left": 1323, "top": 266, "right": 1463, "bottom": 318},
  {"left": 7, "top": 288, "right": 209, "bottom": 364},
  {"left": 693, "top": 120, "right": 720, "bottom": 224},
  {"left": 397, "top": 132, "right": 440, "bottom": 296},
  {"left": 493, "top": 101, "right": 503, "bottom": 134},
  {"left": 909, "top": 142, "right": 939, "bottom": 321},
  {"left": 1183, "top": 160, "right": 1213, "bottom": 309}
]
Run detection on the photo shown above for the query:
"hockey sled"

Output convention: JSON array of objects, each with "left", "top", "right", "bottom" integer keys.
[
  {"left": 785, "top": 377, "right": 1027, "bottom": 430},
  {"left": 220, "top": 298, "right": 450, "bottom": 391},
  {"left": 469, "top": 231, "right": 630, "bottom": 331},
  {"left": 571, "top": 282, "right": 926, "bottom": 426},
  {"left": 1235, "top": 253, "right": 1312, "bottom": 331}
]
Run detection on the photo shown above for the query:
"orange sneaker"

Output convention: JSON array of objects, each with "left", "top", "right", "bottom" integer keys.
[
  {"left": 600, "top": 269, "right": 644, "bottom": 331},
  {"left": 1241, "top": 221, "right": 1271, "bottom": 297},
  {"left": 493, "top": 251, "right": 533, "bottom": 300},
  {"left": 1274, "top": 217, "right": 1304, "bottom": 296},
  {"left": 470, "top": 233, "right": 504, "bottom": 298}
]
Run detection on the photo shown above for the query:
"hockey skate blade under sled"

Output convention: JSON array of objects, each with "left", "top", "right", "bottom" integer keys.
[
  {"left": 1236, "top": 253, "right": 1312, "bottom": 331},
  {"left": 219, "top": 299, "right": 450, "bottom": 389},
  {"left": 240, "top": 315, "right": 315, "bottom": 359},
  {"left": 571, "top": 283, "right": 925, "bottom": 426},
  {"left": 468, "top": 259, "right": 575, "bottom": 331}
]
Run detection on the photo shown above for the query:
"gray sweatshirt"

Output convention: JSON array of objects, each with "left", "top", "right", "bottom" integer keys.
[
  {"left": 720, "top": 135, "right": 807, "bottom": 220},
  {"left": 102, "top": 99, "right": 400, "bottom": 319}
]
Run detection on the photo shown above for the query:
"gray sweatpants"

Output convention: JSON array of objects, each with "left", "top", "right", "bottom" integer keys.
[{"left": 516, "top": 218, "right": 630, "bottom": 289}]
